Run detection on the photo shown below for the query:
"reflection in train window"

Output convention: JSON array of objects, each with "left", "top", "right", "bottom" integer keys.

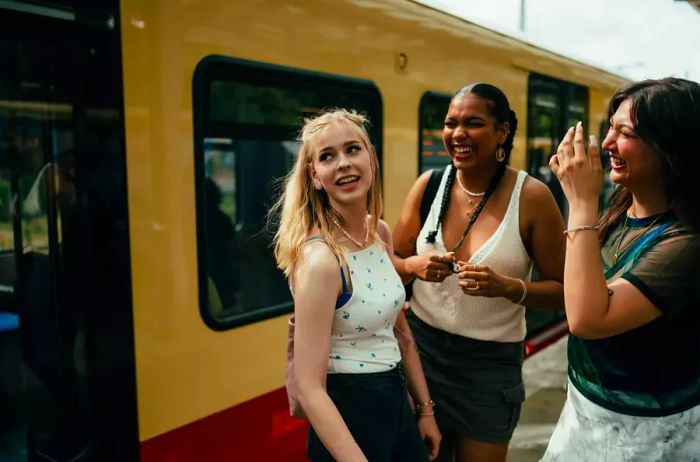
[
  {"left": 193, "top": 56, "right": 382, "bottom": 329},
  {"left": 419, "top": 92, "right": 451, "bottom": 174}
]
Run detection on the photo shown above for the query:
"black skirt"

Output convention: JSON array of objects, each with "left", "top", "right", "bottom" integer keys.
[{"left": 406, "top": 309, "right": 526, "bottom": 443}]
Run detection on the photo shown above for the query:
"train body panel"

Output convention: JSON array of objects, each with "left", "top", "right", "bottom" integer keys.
[{"left": 0, "top": 0, "right": 627, "bottom": 459}]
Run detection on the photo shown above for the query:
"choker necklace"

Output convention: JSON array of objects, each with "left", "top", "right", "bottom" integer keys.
[
  {"left": 456, "top": 171, "right": 486, "bottom": 209},
  {"left": 456, "top": 172, "right": 486, "bottom": 197},
  {"left": 331, "top": 216, "right": 369, "bottom": 248},
  {"left": 613, "top": 210, "right": 666, "bottom": 263}
]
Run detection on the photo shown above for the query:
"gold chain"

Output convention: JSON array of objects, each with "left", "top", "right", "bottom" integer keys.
[
  {"left": 455, "top": 171, "right": 485, "bottom": 216},
  {"left": 613, "top": 211, "right": 666, "bottom": 263}
]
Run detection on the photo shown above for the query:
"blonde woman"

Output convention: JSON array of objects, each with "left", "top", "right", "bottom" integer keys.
[{"left": 272, "top": 109, "right": 440, "bottom": 461}]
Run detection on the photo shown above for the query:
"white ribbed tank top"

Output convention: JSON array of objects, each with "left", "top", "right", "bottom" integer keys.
[{"left": 411, "top": 167, "right": 532, "bottom": 342}]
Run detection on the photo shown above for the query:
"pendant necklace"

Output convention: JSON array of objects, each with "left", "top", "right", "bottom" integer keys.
[
  {"left": 612, "top": 210, "right": 666, "bottom": 263},
  {"left": 331, "top": 216, "right": 369, "bottom": 248},
  {"left": 456, "top": 171, "right": 486, "bottom": 216}
]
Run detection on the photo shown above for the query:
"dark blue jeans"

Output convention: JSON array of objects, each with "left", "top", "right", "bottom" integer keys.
[{"left": 307, "top": 366, "right": 429, "bottom": 461}]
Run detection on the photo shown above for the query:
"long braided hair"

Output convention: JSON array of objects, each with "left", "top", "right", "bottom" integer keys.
[{"left": 426, "top": 83, "right": 518, "bottom": 243}]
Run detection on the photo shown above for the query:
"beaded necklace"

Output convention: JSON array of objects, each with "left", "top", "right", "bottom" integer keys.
[{"left": 331, "top": 216, "right": 369, "bottom": 248}]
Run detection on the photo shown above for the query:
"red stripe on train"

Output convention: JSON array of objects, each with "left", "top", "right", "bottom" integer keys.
[
  {"left": 141, "top": 387, "right": 308, "bottom": 461},
  {"left": 524, "top": 320, "right": 569, "bottom": 358}
]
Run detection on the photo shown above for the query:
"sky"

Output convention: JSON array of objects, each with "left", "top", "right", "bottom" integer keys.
[{"left": 416, "top": 0, "right": 700, "bottom": 82}]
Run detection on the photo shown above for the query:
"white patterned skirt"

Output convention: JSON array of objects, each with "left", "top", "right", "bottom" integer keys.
[{"left": 541, "top": 379, "right": 700, "bottom": 462}]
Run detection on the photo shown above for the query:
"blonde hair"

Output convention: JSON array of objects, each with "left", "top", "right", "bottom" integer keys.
[{"left": 271, "top": 108, "right": 383, "bottom": 277}]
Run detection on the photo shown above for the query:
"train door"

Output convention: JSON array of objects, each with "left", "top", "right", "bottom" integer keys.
[
  {"left": 0, "top": 2, "right": 137, "bottom": 461},
  {"left": 524, "top": 74, "right": 588, "bottom": 349}
]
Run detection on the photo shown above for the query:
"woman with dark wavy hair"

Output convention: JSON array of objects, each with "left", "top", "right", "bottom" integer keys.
[
  {"left": 542, "top": 77, "right": 700, "bottom": 461},
  {"left": 393, "top": 83, "right": 566, "bottom": 462}
]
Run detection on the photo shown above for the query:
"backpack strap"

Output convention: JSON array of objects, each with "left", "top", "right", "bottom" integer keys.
[
  {"left": 405, "top": 167, "right": 445, "bottom": 303},
  {"left": 419, "top": 167, "right": 445, "bottom": 228}
]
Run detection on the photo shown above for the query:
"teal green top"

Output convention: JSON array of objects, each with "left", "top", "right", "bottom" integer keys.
[{"left": 568, "top": 212, "right": 700, "bottom": 416}]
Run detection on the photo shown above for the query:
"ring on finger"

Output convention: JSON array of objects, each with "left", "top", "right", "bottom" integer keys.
[
  {"left": 437, "top": 269, "right": 441, "bottom": 279},
  {"left": 465, "top": 280, "right": 479, "bottom": 291}
]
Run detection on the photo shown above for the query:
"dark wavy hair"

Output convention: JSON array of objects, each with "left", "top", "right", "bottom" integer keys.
[{"left": 598, "top": 77, "right": 700, "bottom": 240}]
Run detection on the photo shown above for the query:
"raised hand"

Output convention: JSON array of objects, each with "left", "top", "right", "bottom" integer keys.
[{"left": 549, "top": 121, "right": 603, "bottom": 211}]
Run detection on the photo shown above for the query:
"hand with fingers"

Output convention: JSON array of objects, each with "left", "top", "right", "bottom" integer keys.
[
  {"left": 456, "top": 262, "right": 519, "bottom": 299},
  {"left": 549, "top": 121, "right": 603, "bottom": 210},
  {"left": 409, "top": 251, "right": 455, "bottom": 283}
]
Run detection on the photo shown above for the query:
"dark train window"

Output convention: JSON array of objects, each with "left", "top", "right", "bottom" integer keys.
[
  {"left": 193, "top": 56, "right": 383, "bottom": 330},
  {"left": 524, "top": 74, "right": 588, "bottom": 340},
  {"left": 418, "top": 92, "right": 451, "bottom": 174},
  {"left": 526, "top": 73, "right": 589, "bottom": 216}
]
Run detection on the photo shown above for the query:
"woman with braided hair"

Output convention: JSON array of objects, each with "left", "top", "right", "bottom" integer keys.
[{"left": 393, "top": 83, "right": 566, "bottom": 461}]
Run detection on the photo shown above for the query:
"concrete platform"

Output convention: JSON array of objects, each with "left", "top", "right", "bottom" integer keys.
[{"left": 507, "top": 336, "right": 568, "bottom": 462}]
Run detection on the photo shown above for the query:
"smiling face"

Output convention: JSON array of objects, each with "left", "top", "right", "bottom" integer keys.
[
  {"left": 442, "top": 93, "right": 509, "bottom": 171},
  {"left": 308, "top": 121, "right": 373, "bottom": 208},
  {"left": 602, "top": 99, "right": 664, "bottom": 190}
]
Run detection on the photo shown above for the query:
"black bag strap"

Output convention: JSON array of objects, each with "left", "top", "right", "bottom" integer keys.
[
  {"left": 419, "top": 167, "right": 445, "bottom": 228},
  {"left": 405, "top": 167, "right": 445, "bottom": 303}
]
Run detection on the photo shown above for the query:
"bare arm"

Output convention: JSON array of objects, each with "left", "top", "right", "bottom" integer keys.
[
  {"left": 550, "top": 123, "right": 661, "bottom": 339},
  {"left": 293, "top": 243, "right": 368, "bottom": 462},
  {"left": 392, "top": 172, "right": 454, "bottom": 284},
  {"left": 378, "top": 221, "right": 440, "bottom": 460},
  {"left": 517, "top": 177, "right": 565, "bottom": 310}
]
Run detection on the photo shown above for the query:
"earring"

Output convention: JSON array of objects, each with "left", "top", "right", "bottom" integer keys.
[
  {"left": 313, "top": 179, "right": 323, "bottom": 190},
  {"left": 495, "top": 146, "right": 506, "bottom": 162}
]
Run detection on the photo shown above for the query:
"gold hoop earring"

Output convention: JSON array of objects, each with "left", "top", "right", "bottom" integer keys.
[{"left": 495, "top": 146, "right": 506, "bottom": 162}]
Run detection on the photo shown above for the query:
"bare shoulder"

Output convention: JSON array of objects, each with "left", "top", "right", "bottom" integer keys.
[
  {"left": 401, "top": 169, "right": 440, "bottom": 216},
  {"left": 521, "top": 173, "right": 553, "bottom": 197},
  {"left": 297, "top": 239, "right": 340, "bottom": 280},
  {"left": 407, "top": 169, "right": 435, "bottom": 200},
  {"left": 521, "top": 173, "right": 556, "bottom": 205},
  {"left": 415, "top": 169, "right": 435, "bottom": 187},
  {"left": 377, "top": 218, "right": 392, "bottom": 241}
]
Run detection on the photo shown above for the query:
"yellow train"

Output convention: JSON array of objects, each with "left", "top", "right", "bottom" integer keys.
[{"left": 0, "top": 0, "right": 627, "bottom": 460}]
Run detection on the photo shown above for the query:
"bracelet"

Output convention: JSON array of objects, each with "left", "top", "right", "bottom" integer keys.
[
  {"left": 414, "top": 399, "right": 435, "bottom": 410},
  {"left": 417, "top": 410, "right": 435, "bottom": 416},
  {"left": 562, "top": 225, "right": 599, "bottom": 235},
  {"left": 515, "top": 278, "right": 527, "bottom": 305}
]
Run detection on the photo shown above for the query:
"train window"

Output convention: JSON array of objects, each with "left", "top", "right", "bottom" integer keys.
[
  {"left": 526, "top": 73, "right": 589, "bottom": 215},
  {"left": 418, "top": 92, "right": 451, "bottom": 174},
  {"left": 193, "top": 56, "right": 383, "bottom": 330}
]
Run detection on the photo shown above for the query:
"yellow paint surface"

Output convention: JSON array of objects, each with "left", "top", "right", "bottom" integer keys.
[{"left": 119, "top": 0, "right": 626, "bottom": 440}]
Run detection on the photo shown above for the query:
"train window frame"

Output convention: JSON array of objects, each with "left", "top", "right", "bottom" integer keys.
[
  {"left": 418, "top": 91, "right": 452, "bottom": 174},
  {"left": 192, "top": 55, "right": 383, "bottom": 331}
]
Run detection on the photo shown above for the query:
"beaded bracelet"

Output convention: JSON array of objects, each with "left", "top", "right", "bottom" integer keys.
[
  {"left": 562, "top": 225, "right": 599, "bottom": 235},
  {"left": 415, "top": 399, "right": 435, "bottom": 411}
]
